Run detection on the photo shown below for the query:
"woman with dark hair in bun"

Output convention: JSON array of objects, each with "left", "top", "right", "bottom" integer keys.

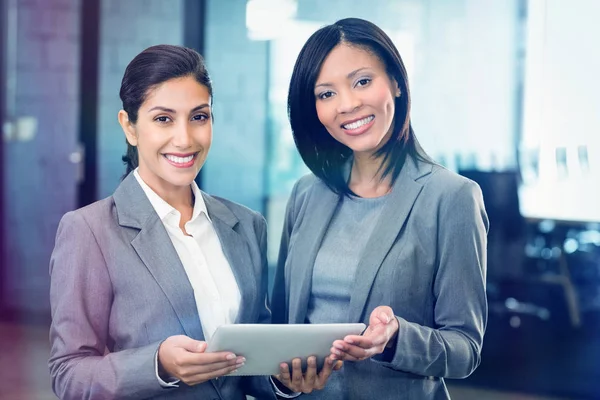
[{"left": 49, "top": 44, "right": 334, "bottom": 400}]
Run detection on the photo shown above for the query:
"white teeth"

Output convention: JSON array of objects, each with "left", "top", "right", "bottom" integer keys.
[
  {"left": 342, "top": 116, "right": 374, "bottom": 130},
  {"left": 165, "top": 154, "right": 194, "bottom": 164}
]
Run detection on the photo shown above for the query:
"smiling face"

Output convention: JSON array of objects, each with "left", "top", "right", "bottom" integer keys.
[
  {"left": 119, "top": 75, "right": 212, "bottom": 198},
  {"left": 314, "top": 43, "right": 400, "bottom": 158}
]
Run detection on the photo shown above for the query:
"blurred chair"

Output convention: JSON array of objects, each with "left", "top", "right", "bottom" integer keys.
[{"left": 459, "top": 169, "right": 581, "bottom": 330}]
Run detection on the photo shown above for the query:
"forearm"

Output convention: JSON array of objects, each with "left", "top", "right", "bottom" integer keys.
[
  {"left": 50, "top": 342, "right": 167, "bottom": 400},
  {"left": 374, "top": 316, "right": 482, "bottom": 378},
  {"left": 373, "top": 179, "right": 487, "bottom": 379}
]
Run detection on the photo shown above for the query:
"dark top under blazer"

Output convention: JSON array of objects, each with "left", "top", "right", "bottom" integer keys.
[
  {"left": 49, "top": 173, "right": 276, "bottom": 400},
  {"left": 272, "top": 157, "right": 489, "bottom": 400}
]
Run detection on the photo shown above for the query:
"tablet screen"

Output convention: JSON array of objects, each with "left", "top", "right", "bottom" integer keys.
[{"left": 206, "top": 323, "right": 366, "bottom": 376}]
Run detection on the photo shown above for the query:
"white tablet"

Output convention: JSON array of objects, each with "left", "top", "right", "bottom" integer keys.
[{"left": 206, "top": 323, "right": 366, "bottom": 376}]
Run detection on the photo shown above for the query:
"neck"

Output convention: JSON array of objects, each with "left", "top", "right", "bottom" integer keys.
[
  {"left": 161, "top": 186, "right": 194, "bottom": 211},
  {"left": 349, "top": 152, "right": 392, "bottom": 198},
  {"left": 138, "top": 169, "right": 194, "bottom": 211}
]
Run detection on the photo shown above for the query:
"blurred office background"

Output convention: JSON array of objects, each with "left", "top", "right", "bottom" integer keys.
[{"left": 0, "top": 0, "right": 598, "bottom": 398}]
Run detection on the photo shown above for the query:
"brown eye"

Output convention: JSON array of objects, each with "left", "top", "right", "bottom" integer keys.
[
  {"left": 191, "top": 114, "right": 209, "bottom": 122},
  {"left": 356, "top": 78, "right": 371, "bottom": 87},
  {"left": 155, "top": 116, "right": 171, "bottom": 123},
  {"left": 318, "top": 91, "right": 334, "bottom": 100}
]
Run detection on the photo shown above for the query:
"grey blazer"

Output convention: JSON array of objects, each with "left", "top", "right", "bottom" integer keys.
[
  {"left": 49, "top": 173, "right": 276, "bottom": 400},
  {"left": 272, "top": 157, "right": 489, "bottom": 400}
]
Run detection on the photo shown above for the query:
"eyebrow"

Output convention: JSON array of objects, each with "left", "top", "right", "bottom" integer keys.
[
  {"left": 314, "top": 67, "right": 372, "bottom": 89},
  {"left": 147, "top": 104, "right": 210, "bottom": 114}
]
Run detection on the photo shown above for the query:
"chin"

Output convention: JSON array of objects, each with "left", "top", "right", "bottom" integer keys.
[
  {"left": 344, "top": 140, "right": 384, "bottom": 155},
  {"left": 163, "top": 172, "right": 197, "bottom": 187}
]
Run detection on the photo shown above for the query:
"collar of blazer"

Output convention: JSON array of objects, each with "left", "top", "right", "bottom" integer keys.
[
  {"left": 113, "top": 172, "right": 239, "bottom": 230},
  {"left": 111, "top": 173, "right": 255, "bottom": 342},
  {"left": 288, "top": 156, "right": 434, "bottom": 324}
]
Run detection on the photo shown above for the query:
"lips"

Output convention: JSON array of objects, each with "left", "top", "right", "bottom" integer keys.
[
  {"left": 341, "top": 115, "right": 374, "bottom": 130},
  {"left": 163, "top": 152, "right": 198, "bottom": 168},
  {"left": 340, "top": 115, "right": 375, "bottom": 136}
]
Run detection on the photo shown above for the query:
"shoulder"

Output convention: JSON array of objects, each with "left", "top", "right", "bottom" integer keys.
[
  {"left": 289, "top": 173, "right": 322, "bottom": 207},
  {"left": 54, "top": 197, "right": 117, "bottom": 249},
  {"left": 406, "top": 161, "right": 486, "bottom": 225},
  {"left": 295, "top": 173, "right": 320, "bottom": 191},
  {"left": 58, "top": 196, "right": 116, "bottom": 231},
  {"left": 419, "top": 164, "right": 487, "bottom": 230},
  {"left": 422, "top": 163, "right": 483, "bottom": 202}
]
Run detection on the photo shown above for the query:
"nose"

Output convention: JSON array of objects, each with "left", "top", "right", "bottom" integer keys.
[
  {"left": 336, "top": 89, "right": 362, "bottom": 114},
  {"left": 171, "top": 122, "right": 192, "bottom": 149}
]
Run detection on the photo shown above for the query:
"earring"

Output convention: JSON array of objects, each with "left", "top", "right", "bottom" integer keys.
[{"left": 396, "top": 90, "right": 401, "bottom": 97}]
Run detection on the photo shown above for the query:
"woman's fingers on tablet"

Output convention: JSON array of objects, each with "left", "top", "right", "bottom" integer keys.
[
  {"left": 333, "top": 359, "right": 344, "bottom": 370},
  {"left": 346, "top": 331, "right": 386, "bottom": 349},
  {"left": 330, "top": 347, "right": 361, "bottom": 362},
  {"left": 291, "top": 357, "right": 303, "bottom": 387},
  {"left": 303, "top": 356, "right": 317, "bottom": 392},
  {"left": 186, "top": 362, "right": 242, "bottom": 385},
  {"left": 187, "top": 356, "right": 245, "bottom": 375},
  {"left": 276, "top": 359, "right": 303, "bottom": 392},
  {"left": 159, "top": 339, "right": 244, "bottom": 384},
  {"left": 331, "top": 340, "right": 369, "bottom": 361},
  {"left": 276, "top": 356, "right": 342, "bottom": 393},
  {"left": 178, "top": 355, "right": 244, "bottom": 384},
  {"left": 331, "top": 325, "right": 389, "bottom": 361},
  {"left": 315, "top": 355, "right": 334, "bottom": 389},
  {"left": 185, "top": 350, "right": 243, "bottom": 367},
  {"left": 276, "top": 362, "right": 292, "bottom": 384},
  {"left": 184, "top": 349, "right": 229, "bottom": 363}
]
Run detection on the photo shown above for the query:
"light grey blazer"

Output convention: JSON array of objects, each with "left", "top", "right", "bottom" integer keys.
[
  {"left": 49, "top": 173, "right": 276, "bottom": 400},
  {"left": 272, "top": 157, "right": 489, "bottom": 400}
]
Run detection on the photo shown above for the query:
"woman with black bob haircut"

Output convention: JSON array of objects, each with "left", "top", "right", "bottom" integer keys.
[
  {"left": 287, "top": 17, "right": 428, "bottom": 195},
  {"left": 48, "top": 44, "right": 332, "bottom": 399},
  {"left": 273, "top": 18, "right": 489, "bottom": 399}
]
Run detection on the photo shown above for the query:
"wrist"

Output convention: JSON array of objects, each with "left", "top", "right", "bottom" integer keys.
[
  {"left": 271, "top": 376, "right": 294, "bottom": 394},
  {"left": 157, "top": 342, "right": 171, "bottom": 380},
  {"left": 155, "top": 344, "right": 179, "bottom": 387},
  {"left": 270, "top": 376, "right": 302, "bottom": 398}
]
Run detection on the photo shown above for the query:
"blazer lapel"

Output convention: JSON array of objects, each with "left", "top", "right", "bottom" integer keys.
[
  {"left": 347, "top": 158, "right": 432, "bottom": 322},
  {"left": 288, "top": 179, "right": 340, "bottom": 323},
  {"left": 113, "top": 174, "right": 205, "bottom": 341},
  {"left": 202, "top": 193, "right": 257, "bottom": 324}
]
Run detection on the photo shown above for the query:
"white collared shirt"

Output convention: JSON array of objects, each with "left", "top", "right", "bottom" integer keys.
[
  {"left": 135, "top": 169, "right": 241, "bottom": 387},
  {"left": 133, "top": 171, "right": 296, "bottom": 396},
  {"left": 134, "top": 169, "right": 241, "bottom": 342}
]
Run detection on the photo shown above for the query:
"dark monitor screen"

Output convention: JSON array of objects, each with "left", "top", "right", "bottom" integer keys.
[{"left": 459, "top": 169, "right": 523, "bottom": 238}]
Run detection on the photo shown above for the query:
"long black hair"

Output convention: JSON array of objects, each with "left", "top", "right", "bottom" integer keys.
[
  {"left": 119, "top": 44, "right": 213, "bottom": 177},
  {"left": 287, "top": 17, "right": 431, "bottom": 196}
]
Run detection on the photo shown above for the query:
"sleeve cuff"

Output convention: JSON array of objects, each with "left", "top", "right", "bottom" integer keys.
[
  {"left": 155, "top": 349, "right": 180, "bottom": 388},
  {"left": 269, "top": 376, "right": 302, "bottom": 398}
]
